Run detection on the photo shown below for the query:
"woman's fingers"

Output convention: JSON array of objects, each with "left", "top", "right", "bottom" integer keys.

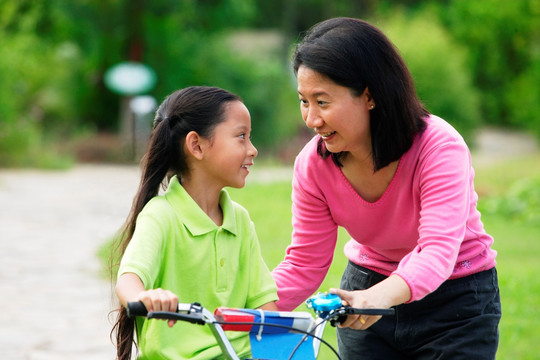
[{"left": 329, "top": 287, "right": 384, "bottom": 330}]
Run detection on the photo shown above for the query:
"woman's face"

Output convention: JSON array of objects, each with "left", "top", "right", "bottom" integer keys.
[{"left": 297, "top": 65, "right": 374, "bottom": 158}]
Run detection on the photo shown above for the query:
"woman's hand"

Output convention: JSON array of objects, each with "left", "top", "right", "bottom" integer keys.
[
  {"left": 330, "top": 288, "right": 381, "bottom": 330},
  {"left": 330, "top": 274, "right": 411, "bottom": 330},
  {"left": 138, "top": 288, "right": 179, "bottom": 328}
]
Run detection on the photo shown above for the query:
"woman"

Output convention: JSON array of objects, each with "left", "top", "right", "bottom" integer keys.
[{"left": 272, "top": 17, "right": 501, "bottom": 359}]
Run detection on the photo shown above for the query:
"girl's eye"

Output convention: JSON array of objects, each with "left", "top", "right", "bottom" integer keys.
[{"left": 239, "top": 133, "right": 246, "bottom": 139}]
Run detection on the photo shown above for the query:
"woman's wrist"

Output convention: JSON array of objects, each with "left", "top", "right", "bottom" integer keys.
[{"left": 368, "top": 274, "right": 411, "bottom": 307}]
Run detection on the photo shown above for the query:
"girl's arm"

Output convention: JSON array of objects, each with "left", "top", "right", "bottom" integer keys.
[
  {"left": 116, "top": 272, "right": 179, "bottom": 327},
  {"left": 257, "top": 301, "right": 279, "bottom": 311}
]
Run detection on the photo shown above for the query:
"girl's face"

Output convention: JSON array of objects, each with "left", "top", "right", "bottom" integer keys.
[
  {"left": 297, "top": 65, "right": 374, "bottom": 159},
  {"left": 202, "top": 101, "right": 257, "bottom": 189}
]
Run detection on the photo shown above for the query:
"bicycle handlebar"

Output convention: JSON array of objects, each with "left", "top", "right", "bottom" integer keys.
[
  {"left": 127, "top": 295, "right": 395, "bottom": 326},
  {"left": 126, "top": 301, "right": 148, "bottom": 317},
  {"left": 127, "top": 301, "right": 208, "bottom": 325}
]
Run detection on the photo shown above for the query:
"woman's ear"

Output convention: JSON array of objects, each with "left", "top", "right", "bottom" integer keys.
[
  {"left": 363, "top": 87, "right": 373, "bottom": 101},
  {"left": 184, "top": 131, "right": 204, "bottom": 160},
  {"left": 363, "top": 87, "right": 375, "bottom": 109}
]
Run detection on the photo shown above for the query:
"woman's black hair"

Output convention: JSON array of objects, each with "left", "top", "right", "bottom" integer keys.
[
  {"left": 292, "top": 17, "right": 428, "bottom": 171},
  {"left": 110, "top": 86, "right": 241, "bottom": 360}
]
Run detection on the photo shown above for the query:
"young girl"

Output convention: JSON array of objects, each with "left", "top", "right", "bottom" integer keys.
[{"left": 112, "top": 86, "right": 278, "bottom": 360}]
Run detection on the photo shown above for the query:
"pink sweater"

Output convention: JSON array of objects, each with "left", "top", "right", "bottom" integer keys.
[{"left": 272, "top": 115, "right": 496, "bottom": 311}]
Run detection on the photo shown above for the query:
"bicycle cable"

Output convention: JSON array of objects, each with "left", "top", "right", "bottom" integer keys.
[{"left": 287, "top": 314, "right": 341, "bottom": 360}]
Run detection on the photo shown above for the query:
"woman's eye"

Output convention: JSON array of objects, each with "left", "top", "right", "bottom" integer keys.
[
  {"left": 299, "top": 99, "right": 308, "bottom": 106},
  {"left": 318, "top": 100, "right": 327, "bottom": 106}
]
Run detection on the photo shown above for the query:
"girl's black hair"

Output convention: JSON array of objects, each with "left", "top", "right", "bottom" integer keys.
[
  {"left": 292, "top": 17, "right": 428, "bottom": 171},
  {"left": 110, "top": 86, "right": 241, "bottom": 360}
]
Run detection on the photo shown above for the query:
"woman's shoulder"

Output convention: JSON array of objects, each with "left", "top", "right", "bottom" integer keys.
[
  {"left": 404, "top": 114, "right": 470, "bottom": 170},
  {"left": 420, "top": 114, "right": 466, "bottom": 146}
]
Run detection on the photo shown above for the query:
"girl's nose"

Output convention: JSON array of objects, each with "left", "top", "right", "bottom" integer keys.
[{"left": 248, "top": 141, "right": 258, "bottom": 158}]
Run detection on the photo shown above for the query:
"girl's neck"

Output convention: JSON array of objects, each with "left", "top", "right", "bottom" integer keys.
[{"left": 180, "top": 175, "right": 223, "bottom": 226}]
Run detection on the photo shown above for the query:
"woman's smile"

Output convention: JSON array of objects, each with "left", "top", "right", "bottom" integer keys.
[{"left": 297, "top": 65, "right": 373, "bottom": 158}]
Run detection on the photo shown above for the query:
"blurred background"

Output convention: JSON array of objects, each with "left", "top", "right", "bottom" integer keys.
[
  {"left": 1, "top": 1, "right": 539, "bottom": 359},
  {"left": 0, "top": 0, "right": 539, "bottom": 167}
]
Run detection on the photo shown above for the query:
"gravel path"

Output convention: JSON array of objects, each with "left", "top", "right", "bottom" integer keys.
[
  {"left": 0, "top": 165, "right": 140, "bottom": 359},
  {"left": 0, "top": 129, "right": 536, "bottom": 359}
]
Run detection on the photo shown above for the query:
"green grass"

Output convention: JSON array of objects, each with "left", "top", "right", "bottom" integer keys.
[
  {"left": 102, "top": 153, "right": 540, "bottom": 359},
  {"left": 472, "top": 153, "right": 540, "bottom": 360}
]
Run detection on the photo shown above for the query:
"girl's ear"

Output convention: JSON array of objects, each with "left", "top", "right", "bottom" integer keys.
[{"left": 184, "top": 131, "right": 204, "bottom": 160}]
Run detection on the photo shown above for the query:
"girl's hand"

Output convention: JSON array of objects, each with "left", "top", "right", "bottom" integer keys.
[{"left": 138, "top": 288, "right": 179, "bottom": 328}]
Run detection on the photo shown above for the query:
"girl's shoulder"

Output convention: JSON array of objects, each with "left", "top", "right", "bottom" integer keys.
[{"left": 138, "top": 195, "right": 177, "bottom": 228}]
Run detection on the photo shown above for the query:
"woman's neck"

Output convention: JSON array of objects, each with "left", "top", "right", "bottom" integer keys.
[{"left": 341, "top": 155, "right": 399, "bottom": 203}]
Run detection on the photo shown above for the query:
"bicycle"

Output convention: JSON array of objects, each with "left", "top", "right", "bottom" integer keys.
[{"left": 127, "top": 292, "right": 395, "bottom": 360}]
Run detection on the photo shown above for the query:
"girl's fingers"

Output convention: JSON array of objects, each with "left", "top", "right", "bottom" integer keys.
[
  {"left": 168, "top": 320, "right": 177, "bottom": 327},
  {"left": 139, "top": 288, "right": 178, "bottom": 313}
]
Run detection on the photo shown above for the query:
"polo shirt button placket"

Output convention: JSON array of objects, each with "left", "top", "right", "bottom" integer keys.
[{"left": 216, "top": 229, "right": 228, "bottom": 292}]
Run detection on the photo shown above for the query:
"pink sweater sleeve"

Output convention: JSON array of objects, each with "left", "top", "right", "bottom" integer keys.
[
  {"left": 271, "top": 143, "right": 339, "bottom": 311},
  {"left": 392, "top": 140, "right": 472, "bottom": 301}
]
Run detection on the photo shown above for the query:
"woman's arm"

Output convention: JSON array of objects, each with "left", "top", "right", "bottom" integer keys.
[{"left": 272, "top": 147, "right": 339, "bottom": 311}]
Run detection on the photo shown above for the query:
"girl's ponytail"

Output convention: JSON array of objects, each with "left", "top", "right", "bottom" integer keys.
[{"left": 111, "top": 114, "right": 180, "bottom": 360}]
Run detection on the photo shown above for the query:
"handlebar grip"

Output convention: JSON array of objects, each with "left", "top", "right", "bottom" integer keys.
[
  {"left": 331, "top": 307, "right": 396, "bottom": 327},
  {"left": 348, "top": 308, "right": 396, "bottom": 316},
  {"left": 148, "top": 311, "right": 206, "bottom": 325},
  {"left": 127, "top": 301, "right": 148, "bottom": 318}
]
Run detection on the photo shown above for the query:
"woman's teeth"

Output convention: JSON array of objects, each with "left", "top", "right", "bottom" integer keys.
[{"left": 320, "top": 131, "right": 335, "bottom": 138}]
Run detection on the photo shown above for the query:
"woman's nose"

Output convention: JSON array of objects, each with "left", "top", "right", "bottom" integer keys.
[{"left": 303, "top": 107, "right": 323, "bottom": 129}]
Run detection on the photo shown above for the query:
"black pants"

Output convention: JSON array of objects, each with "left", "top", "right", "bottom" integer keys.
[{"left": 337, "top": 261, "right": 501, "bottom": 359}]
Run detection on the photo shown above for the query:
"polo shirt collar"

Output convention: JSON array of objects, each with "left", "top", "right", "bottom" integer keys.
[{"left": 165, "top": 176, "right": 237, "bottom": 236}]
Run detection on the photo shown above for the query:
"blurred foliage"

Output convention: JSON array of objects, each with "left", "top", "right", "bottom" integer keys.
[
  {"left": 438, "top": 0, "right": 540, "bottom": 136},
  {"left": 0, "top": 0, "right": 538, "bottom": 167},
  {"left": 479, "top": 177, "right": 540, "bottom": 226},
  {"left": 378, "top": 8, "right": 481, "bottom": 145},
  {"left": 0, "top": 1, "right": 77, "bottom": 167}
]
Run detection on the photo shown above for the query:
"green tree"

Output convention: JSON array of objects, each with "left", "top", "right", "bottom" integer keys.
[
  {"left": 0, "top": 0, "right": 77, "bottom": 167},
  {"left": 439, "top": 0, "right": 540, "bottom": 133},
  {"left": 379, "top": 8, "right": 481, "bottom": 144}
]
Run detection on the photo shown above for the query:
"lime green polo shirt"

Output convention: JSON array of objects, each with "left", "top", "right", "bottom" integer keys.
[{"left": 118, "top": 176, "right": 278, "bottom": 359}]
